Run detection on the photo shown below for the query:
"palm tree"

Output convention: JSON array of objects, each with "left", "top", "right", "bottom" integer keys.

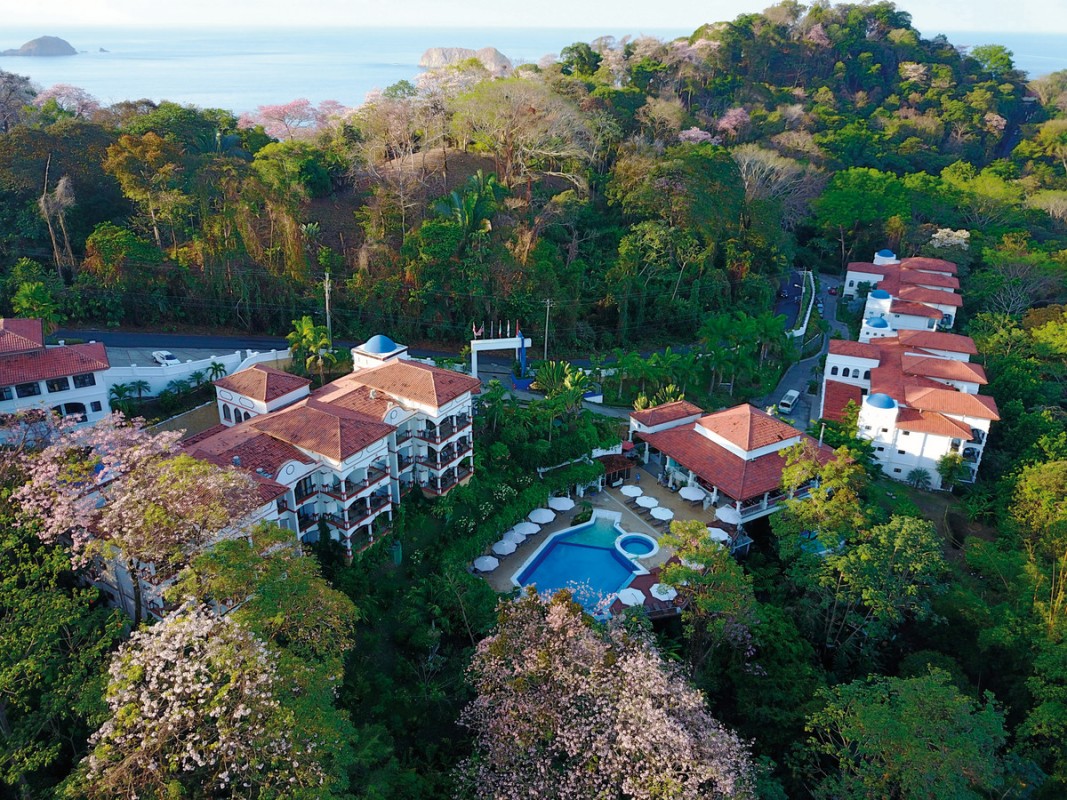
[
  {"left": 12, "top": 281, "right": 64, "bottom": 334},
  {"left": 129, "top": 379, "right": 151, "bottom": 403},
  {"left": 906, "top": 468, "right": 932, "bottom": 490},
  {"left": 532, "top": 361, "right": 569, "bottom": 397},
  {"left": 167, "top": 378, "right": 192, "bottom": 395},
  {"left": 288, "top": 316, "right": 331, "bottom": 373},
  {"left": 306, "top": 347, "right": 337, "bottom": 388},
  {"left": 188, "top": 369, "right": 208, "bottom": 390},
  {"left": 207, "top": 361, "right": 228, "bottom": 381},
  {"left": 108, "top": 383, "right": 133, "bottom": 414}
]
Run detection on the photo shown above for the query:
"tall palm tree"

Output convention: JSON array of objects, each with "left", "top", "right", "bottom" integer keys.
[
  {"left": 532, "top": 361, "right": 569, "bottom": 397},
  {"left": 287, "top": 316, "right": 332, "bottom": 374},
  {"left": 306, "top": 347, "right": 337, "bottom": 388},
  {"left": 129, "top": 379, "right": 151, "bottom": 402},
  {"left": 207, "top": 361, "right": 227, "bottom": 381},
  {"left": 188, "top": 370, "right": 208, "bottom": 390},
  {"left": 108, "top": 383, "right": 133, "bottom": 413}
]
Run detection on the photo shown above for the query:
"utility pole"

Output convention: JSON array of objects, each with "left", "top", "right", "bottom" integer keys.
[
  {"left": 324, "top": 272, "right": 333, "bottom": 346},
  {"left": 543, "top": 298, "right": 552, "bottom": 361}
]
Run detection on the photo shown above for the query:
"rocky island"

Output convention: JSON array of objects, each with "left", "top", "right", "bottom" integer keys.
[
  {"left": 1, "top": 36, "right": 77, "bottom": 57},
  {"left": 419, "top": 46, "right": 512, "bottom": 76}
]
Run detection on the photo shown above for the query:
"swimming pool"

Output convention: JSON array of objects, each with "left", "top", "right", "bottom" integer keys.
[{"left": 513, "top": 511, "right": 650, "bottom": 609}]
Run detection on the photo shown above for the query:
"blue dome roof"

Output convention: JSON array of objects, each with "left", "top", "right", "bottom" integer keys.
[
  {"left": 866, "top": 393, "right": 896, "bottom": 410},
  {"left": 867, "top": 317, "right": 889, "bottom": 328},
  {"left": 362, "top": 334, "right": 397, "bottom": 354},
  {"left": 876, "top": 249, "right": 896, "bottom": 257},
  {"left": 870, "top": 289, "right": 891, "bottom": 300}
]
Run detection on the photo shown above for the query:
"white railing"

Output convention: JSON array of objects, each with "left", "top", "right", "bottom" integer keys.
[{"left": 789, "top": 270, "right": 816, "bottom": 339}]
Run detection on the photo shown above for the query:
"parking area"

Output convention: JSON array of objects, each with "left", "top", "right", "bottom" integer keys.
[{"left": 99, "top": 347, "right": 242, "bottom": 368}]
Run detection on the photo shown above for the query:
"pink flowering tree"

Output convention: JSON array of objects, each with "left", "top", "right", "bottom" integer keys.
[
  {"left": 679, "top": 127, "right": 719, "bottom": 144},
  {"left": 238, "top": 98, "right": 346, "bottom": 141},
  {"left": 14, "top": 413, "right": 181, "bottom": 559},
  {"left": 456, "top": 590, "right": 755, "bottom": 799},
  {"left": 14, "top": 414, "right": 260, "bottom": 624},
  {"left": 33, "top": 83, "right": 100, "bottom": 118},
  {"left": 717, "top": 107, "right": 751, "bottom": 139},
  {"left": 76, "top": 602, "right": 325, "bottom": 799}
]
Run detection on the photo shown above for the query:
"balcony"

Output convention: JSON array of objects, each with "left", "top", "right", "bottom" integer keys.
[
  {"left": 324, "top": 466, "right": 389, "bottom": 501},
  {"left": 969, "top": 428, "right": 986, "bottom": 445},
  {"left": 397, "top": 455, "right": 415, "bottom": 471},
  {"left": 416, "top": 417, "right": 472, "bottom": 444},
  {"left": 324, "top": 496, "right": 392, "bottom": 531},
  {"left": 417, "top": 441, "right": 472, "bottom": 471},
  {"left": 295, "top": 485, "right": 317, "bottom": 503},
  {"left": 394, "top": 428, "right": 414, "bottom": 446},
  {"left": 962, "top": 448, "right": 981, "bottom": 463},
  {"left": 421, "top": 465, "right": 473, "bottom": 496},
  {"left": 297, "top": 513, "right": 319, "bottom": 532}
]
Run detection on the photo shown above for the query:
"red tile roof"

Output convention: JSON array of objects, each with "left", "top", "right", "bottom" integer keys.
[
  {"left": 315, "top": 383, "right": 395, "bottom": 421},
  {"left": 0, "top": 342, "right": 109, "bottom": 385},
  {"left": 822, "top": 381, "right": 863, "bottom": 422},
  {"left": 183, "top": 421, "right": 315, "bottom": 476},
  {"left": 904, "top": 387, "right": 1000, "bottom": 420},
  {"left": 895, "top": 408, "right": 974, "bottom": 438},
  {"left": 0, "top": 318, "right": 44, "bottom": 355},
  {"left": 846, "top": 262, "right": 892, "bottom": 276},
  {"left": 894, "top": 330, "right": 978, "bottom": 355},
  {"left": 901, "top": 355, "right": 987, "bottom": 385},
  {"left": 696, "top": 404, "right": 803, "bottom": 451},
  {"left": 829, "top": 339, "right": 882, "bottom": 359},
  {"left": 251, "top": 399, "right": 395, "bottom": 461},
  {"left": 643, "top": 425, "right": 832, "bottom": 502},
  {"left": 900, "top": 271, "right": 960, "bottom": 290},
  {"left": 899, "top": 285, "right": 963, "bottom": 308},
  {"left": 630, "top": 400, "right": 704, "bottom": 427},
  {"left": 354, "top": 360, "right": 481, "bottom": 408},
  {"left": 890, "top": 300, "right": 943, "bottom": 319},
  {"left": 899, "top": 256, "right": 958, "bottom": 275},
  {"left": 213, "top": 364, "right": 311, "bottom": 403}
]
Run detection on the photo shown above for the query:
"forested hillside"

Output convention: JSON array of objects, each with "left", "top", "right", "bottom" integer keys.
[
  {"left": 4, "top": 2, "right": 1067, "bottom": 798},
  {"left": 2, "top": 0, "right": 1064, "bottom": 348}
]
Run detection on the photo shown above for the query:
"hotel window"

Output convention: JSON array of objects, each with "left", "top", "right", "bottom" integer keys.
[
  {"left": 863, "top": 370, "right": 871, "bottom": 379},
  {"left": 72, "top": 373, "right": 96, "bottom": 388},
  {"left": 15, "top": 382, "right": 41, "bottom": 398},
  {"left": 897, "top": 449, "right": 905, "bottom": 455},
  {"left": 0, "top": 386, "right": 11, "bottom": 401},
  {"left": 223, "top": 405, "right": 232, "bottom": 421},
  {"left": 830, "top": 366, "right": 839, "bottom": 376},
  {"left": 880, "top": 428, "right": 888, "bottom": 433},
  {"left": 90, "top": 401, "right": 102, "bottom": 412},
  {"left": 893, "top": 468, "right": 902, "bottom": 473},
  {"left": 46, "top": 377, "right": 70, "bottom": 393},
  {"left": 902, "top": 431, "right": 910, "bottom": 436}
]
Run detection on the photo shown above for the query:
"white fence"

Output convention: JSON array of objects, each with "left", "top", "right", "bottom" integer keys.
[
  {"left": 103, "top": 349, "right": 291, "bottom": 397},
  {"left": 788, "top": 270, "right": 816, "bottom": 339}
]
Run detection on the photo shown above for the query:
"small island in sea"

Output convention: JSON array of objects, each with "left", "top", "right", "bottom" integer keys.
[{"left": 1, "top": 35, "right": 77, "bottom": 57}]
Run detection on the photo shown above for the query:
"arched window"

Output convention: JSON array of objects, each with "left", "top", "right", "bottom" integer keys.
[
  {"left": 223, "top": 404, "right": 232, "bottom": 422},
  {"left": 863, "top": 370, "right": 871, "bottom": 380},
  {"left": 64, "top": 402, "right": 87, "bottom": 421},
  {"left": 848, "top": 279, "right": 855, "bottom": 287},
  {"left": 830, "top": 366, "right": 839, "bottom": 376}
]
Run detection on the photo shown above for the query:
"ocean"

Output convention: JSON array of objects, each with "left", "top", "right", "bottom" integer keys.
[
  {"left": 0, "top": 26, "right": 689, "bottom": 113},
  {"left": 1, "top": 26, "right": 1065, "bottom": 114}
]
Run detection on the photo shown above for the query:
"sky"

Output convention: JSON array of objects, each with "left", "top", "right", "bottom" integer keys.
[{"left": 4, "top": 0, "right": 1067, "bottom": 34}]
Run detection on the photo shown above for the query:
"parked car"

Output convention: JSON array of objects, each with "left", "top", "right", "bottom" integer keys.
[
  {"left": 778, "top": 389, "right": 800, "bottom": 414},
  {"left": 828, "top": 286, "right": 838, "bottom": 295},
  {"left": 152, "top": 350, "right": 180, "bottom": 366}
]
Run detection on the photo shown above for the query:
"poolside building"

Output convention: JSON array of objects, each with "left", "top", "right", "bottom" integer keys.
[
  {"left": 842, "top": 251, "right": 962, "bottom": 334},
  {"left": 184, "top": 333, "right": 480, "bottom": 555},
  {"left": 629, "top": 403, "right": 834, "bottom": 524}
]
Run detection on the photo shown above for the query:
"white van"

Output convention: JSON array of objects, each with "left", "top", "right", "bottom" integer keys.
[{"left": 778, "top": 389, "right": 800, "bottom": 414}]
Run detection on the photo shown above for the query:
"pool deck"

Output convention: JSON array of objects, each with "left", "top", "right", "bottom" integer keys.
[{"left": 481, "top": 464, "right": 725, "bottom": 594}]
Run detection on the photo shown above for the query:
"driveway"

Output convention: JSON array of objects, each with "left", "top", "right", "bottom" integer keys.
[
  {"left": 774, "top": 270, "right": 804, "bottom": 329},
  {"left": 759, "top": 274, "right": 849, "bottom": 430}
]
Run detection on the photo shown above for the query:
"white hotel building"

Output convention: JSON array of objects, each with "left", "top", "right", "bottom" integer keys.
[
  {"left": 822, "top": 252, "right": 997, "bottom": 488},
  {"left": 184, "top": 334, "right": 480, "bottom": 555}
]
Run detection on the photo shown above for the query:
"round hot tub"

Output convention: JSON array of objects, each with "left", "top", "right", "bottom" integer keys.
[{"left": 616, "top": 533, "right": 659, "bottom": 560}]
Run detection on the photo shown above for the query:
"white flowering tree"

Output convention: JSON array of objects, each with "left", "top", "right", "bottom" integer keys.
[
  {"left": 456, "top": 590, "right": 755, "bottom": 799},
  {"left": 77, "top": 603, "right": 325, "bottom": 799}
]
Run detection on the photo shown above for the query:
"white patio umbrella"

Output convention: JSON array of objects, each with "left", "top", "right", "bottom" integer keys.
[
  {"left": 503, "top": 530, "right": 526, "bottom": 545},
  {"left": 706, "top": 527, "right": 731, "bottom": 543},
  {"left": 548, "top": 496, "right": 575, "bottom": 511},
  {"left": 617, "top": 587, "right": 646, "bottom": 607},
  {"left": 528, "top": 508, "right": 556, "bottom": 524},
  {"left": 650, "top": 583, "right": 678, "bottom": 601},
  {"left": 716, "top": 504, "right": 742, "bottom": 525},
  {"left": 620, "top": 484, "right": 643, "bottom": 498},
  {"left": 473, "top": 556, "right": 500, "bottom": 572},
  {"left": 491, "top": 540, "right": 517, "bottom": 556},
  {"left": 650, "top": 506, "right": 674, "bottom": 521},
  {"left": 678, "top": 486, "right": 705, "bottom": 502},
  {"left": 636, "top": 495, "right": 659, "bottom": 509},
  {"left": 513, "top": 522, "right": 540, "bottom": 536}
]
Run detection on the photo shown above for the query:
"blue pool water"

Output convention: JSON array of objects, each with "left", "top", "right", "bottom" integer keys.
[
  {"left": 515, "top": 517, "right": 640, "bottom": 607},
  {"left": 619, "top": 535, "right": 655, "bottom": 556}
]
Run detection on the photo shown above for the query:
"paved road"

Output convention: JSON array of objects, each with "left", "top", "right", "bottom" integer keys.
[
  {"left": 759, "top": 274, "right": 849, "bottom": 430},
  {"left": 773, "top": 270, "right": 804, "bottom": 329}
]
